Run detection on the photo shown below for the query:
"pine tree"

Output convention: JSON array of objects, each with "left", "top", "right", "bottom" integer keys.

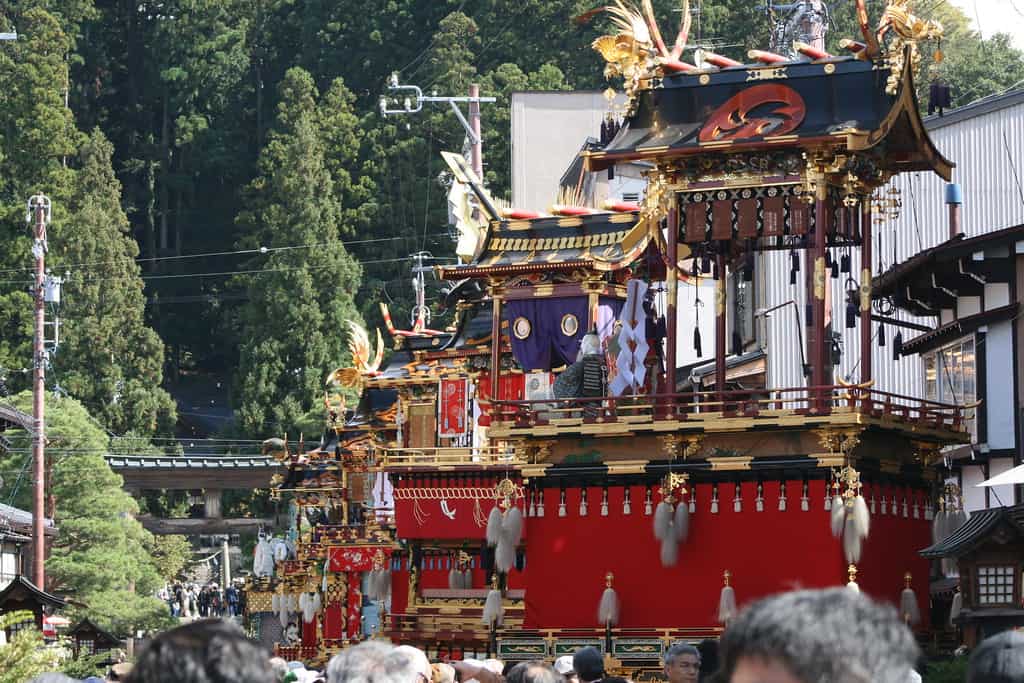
[
  {"left": 49, "top": 130, "right": 177, "bottom": 436},
  {"left": 233, "top": 67, "right": 363, "bottom": 436},
  {"left": 0, "top": 391, "right": 176, "bottom": 637}
]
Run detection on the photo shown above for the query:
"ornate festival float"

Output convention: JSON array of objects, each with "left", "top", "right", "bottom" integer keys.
[{"left": 244, "top": 0, "right": 975, "bottom": 671}]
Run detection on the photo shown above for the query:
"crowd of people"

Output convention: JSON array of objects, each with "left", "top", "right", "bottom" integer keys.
[
  {"left": 156, "top": 581, "right": 241, "bottom": 618},
  {"left": 28, "top": 587, "right": 1024, "bottom": 683}
]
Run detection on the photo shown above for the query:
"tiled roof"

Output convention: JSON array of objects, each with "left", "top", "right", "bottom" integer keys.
[{"left": 104, "top": 455, "right": 279, "bottom": 470}]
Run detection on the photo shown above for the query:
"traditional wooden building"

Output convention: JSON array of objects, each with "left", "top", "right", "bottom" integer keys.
[
  {"left": 920, "top": 503, "right": 1024, "bottom": 646},
  {"left": 67, "top": 617, "right": 123, "bottom": 661},
  {"left": 0, "top": 575, "right": 65, "bottom": 638}
]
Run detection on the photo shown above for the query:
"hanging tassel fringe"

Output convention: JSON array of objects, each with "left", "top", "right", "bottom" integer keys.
[
  {"left": 673, "top": 501, "right": 690, "bottom": 543},
  {"left": 653, "top": 501, "right": 674, "bottom": 541},
  {"left": 502, "top": 506, "right": 523, "bottom": 546},
  {"left": 660, "top": 537, "right": 679, "bottom": 567},
  {"left": 483, "top": 589, "right": 504, "bottom": 626},
  {"left": 717, "top": 585, "right": 737, "bottom": 625},
  {"left": 598, "top": 587, "right": 619, "bottom": 626},
  {"left": 900, "top": 587, "right": 921, "bottom": 626},
  {"left": 486, "top": 506, "right": 503, "bottom": 546},
  {"left": 852, "top": 494, "right": 870, "bottom": 538},
  {"left": 830, "top": 497, "right": 845, "bottom": 538},
  {"left": 495, "top": 539, "right": 516, "bottom": 573}
]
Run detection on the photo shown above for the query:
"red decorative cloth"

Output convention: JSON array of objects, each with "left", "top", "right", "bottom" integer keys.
[{"left": 346, "top": 571, "right": 362, "bottom": 639}]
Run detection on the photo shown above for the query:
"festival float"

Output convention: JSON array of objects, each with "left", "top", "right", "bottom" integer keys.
[{"left": 244, "top": 0, "right": 972, "bottom": 672}]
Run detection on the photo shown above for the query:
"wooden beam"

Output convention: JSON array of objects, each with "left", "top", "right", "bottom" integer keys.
[{"left": 136, "top": 516, "right": 275, "bottom": 535}]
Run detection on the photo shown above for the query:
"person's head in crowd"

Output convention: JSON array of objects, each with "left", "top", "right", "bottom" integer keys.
[
  {"left": 107, "top": 662, "right": 132, "bottom": 681},
  {"left": 432, "top": 662, "right": 457, "bottom": 683},
  {"left": 573, "top": 647, "right": 604, "bottom": 683},
  {"left": 506, "top": 660, "right": 563, "bottom": 683},
  {"left": 968, "top": 630, "right": 1024, "bottom": 683},
  {"left": 665, "top": 643, "right": 701, "bottom": 683},
  {"left": 716, "top": 588, "right": 919, "bottom": 683},
  {"left": 268, "top": 657, "right": 290, "bottom": 682},
  {"left": 696, "top": 640, "right": 719, "bottom": 681},
  {"left": 553, "top": 655, "right": 576, "bottom": 683},
  {"left": 395, "top": 644, "right": 433, "bottom": 682},
  {"left": 326, "top": 640, "right": 421, "bottom": 683},
  {"left": 125, "top": 619, "right": 274, "bottom": 683}
]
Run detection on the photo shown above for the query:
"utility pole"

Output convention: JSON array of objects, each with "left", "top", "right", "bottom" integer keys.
[
  {"left": 379, "top": 75, "right": 495, "bottom": 181},
  {"left": 28, "top": 193, "right": 51, "bottom": 590}
]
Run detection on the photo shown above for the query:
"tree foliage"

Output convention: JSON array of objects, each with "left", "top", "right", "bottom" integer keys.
[
  {"left": 0, "top": 0, "right": 1020, "bottom": 443},
  {"left": 0, "top": 611, "right": 61, "bottom": 683},
  {"left": 0, "top": 391, "right": 177, "bottom": 637}
]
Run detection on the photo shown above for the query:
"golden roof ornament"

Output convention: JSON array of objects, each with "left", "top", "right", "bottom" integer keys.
[{"left": 877, "top": 0, "right": 943, "bottom": 94}]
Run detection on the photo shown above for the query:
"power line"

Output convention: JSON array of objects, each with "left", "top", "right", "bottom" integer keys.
[{"left": 0, "top": 234, "right": 449, "bottom": 277}]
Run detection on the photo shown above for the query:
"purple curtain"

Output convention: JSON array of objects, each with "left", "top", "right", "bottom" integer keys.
[{"left": 504, "top": 297, "right": 590, "bottom": 371}]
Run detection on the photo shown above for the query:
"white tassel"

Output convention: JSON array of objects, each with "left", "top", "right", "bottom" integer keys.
[
  {"left": 902, "top": 498, "right": 909, "bottom": 518},
  {"left": 528, "top": 491, "right": 536, "bottom": 517},
  {"left": 711, "top": 490, "right": 719, "bottom": 514},
  {"left": 778, "top": 487, "right": 787, "bottom": 511},
  {"left": 579, "top": 490, "right": 588, "bottom": 516},
  {"left": 486, "top": 506, "right": 503, "bottom": 546},
  {"left": 924, "top": 502, "right": 933, "bottom": 520},
  {"left": 482, "top": 588, "right": 504, "bottom": 626},
  {"left": 644, "top": 489, "right": 653, "bottom": 515},
  {"left": 870, "top": 494, "right": 877, "bottom": 514},
  {"left": 673, "top": 501, "right": 690, "bottom": 543},
  {"left": 900, "top": 588, "right": 921, "bottom": 626},
  {"left": 801, "top": 494, "right": 809, "bottom": 511},
  {"left": 495, "top": 539, "right": 516, "bottom": 573},
  {"left": 653, "top": 501, "right": 674, "bottom": 541},
  {"left": 949, "top": 591, "right": 962, "bottom": 625},
  {"left": 755, "top": 495, "right": 764, "bottom": 512},
  {"left": 376, "top": 570, "right": 392, "bottom": 599},
  {"left": 846, "top": 580, "right": 860, "bottom": 593},
  {"left": 502, "top": 506, "right": 523, "bottom": 546},
  {"left": 733, "top": 491, "right": 742, "bottom": 512},
  {"left": 689, "top": 495, "right": 696, "bottom": 513},
  {"left": 536, "top": 497, "right": 545, "bottom": 517},
  {"left": 272, "top": 593, "right": 280, "bottom": 612},
  {"left": 623, "top": 489, "right": 632, "bottom": 515},
  {"left": 932, "top": 509, "right": 947, "bottom": 543},
  {"left": 852, "top": 494, "right": 870, "bottom": 539},
  {"left": 660, "top": 537, "right": 679, "bottom": 567},
  {"left": 717, "top": 585, "right": 737, "bottom": 625},
  {"left": 881, "top": 496, "right": 888, "bottom": 515},
  {"left": 600, "top": 489, "right": 609, "bottom": 516},
  {"left": 843, "top": 515, "right": 862, "bottom": 564},
  {"left": 448, "top": 568, "right": 461, "bottom": 590},
  {"left": 598, "top": 587, "right": 619, "bottom": 626},
  {"left": 825, "top": 494, "right": 833, "bottom": 511},
  {"left": 830, "top": 501, "right": 846, "bottom": 539},
  {"left": 913, "top": 499, "right": 920, "bottom": 519}
]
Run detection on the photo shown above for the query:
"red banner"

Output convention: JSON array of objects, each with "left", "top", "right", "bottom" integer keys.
[
  {"left": 394, "top": 476, "right": 527, "bottom": 540},
  {"left": 327, "top": 546, "right": 391, "bottom": 572},
  {"left": 438, "top": 378, "right": 468, "bottom": 438}
]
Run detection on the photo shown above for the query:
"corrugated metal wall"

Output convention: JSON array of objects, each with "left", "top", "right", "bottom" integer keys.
[{"left": 765, "top": 93, "right": 1024, "bottom": 394}]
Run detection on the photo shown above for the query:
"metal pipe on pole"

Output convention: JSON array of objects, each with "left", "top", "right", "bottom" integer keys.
[{"left": 29, "top": 193, "right": 50, "bottom": 590}]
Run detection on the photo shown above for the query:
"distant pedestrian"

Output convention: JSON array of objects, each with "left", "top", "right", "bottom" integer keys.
[
  {"left": 226, "top": 584, "right": 239, "bottom": 617},
  {"left": 199, "top": 585, "right": 210, "bottom": 617}
]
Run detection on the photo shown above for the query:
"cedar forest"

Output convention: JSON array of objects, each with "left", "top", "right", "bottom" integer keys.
[{"left": 0, "top": 0, "right": 1020, "bottom": 637}]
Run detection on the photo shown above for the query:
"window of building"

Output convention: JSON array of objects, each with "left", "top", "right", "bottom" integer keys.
[
  {"left": 79, "top": 638, "right": 95, "bottom": 655},
  {"left": 923, "top": 337, "right": 976, "bottom": 439},
  {"left": 0, "top": 545, "right": 18, "bottom": 589},
  {"left": 976, "top": 565, "right": 1015, "bottom": 606}
]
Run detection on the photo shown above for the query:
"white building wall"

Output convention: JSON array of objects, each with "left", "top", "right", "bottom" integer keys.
[
  {"left": 510, "top": 91, "right": 628, "bottom": 210},
  {"left": 985, "top": 320, "right": 1016, "bottom": 451}
]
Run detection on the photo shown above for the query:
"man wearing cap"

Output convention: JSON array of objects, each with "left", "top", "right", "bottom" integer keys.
[
  {"left": 572, "top": 646, "right": 604, "bottom": 683},
  {"left": 553, "top": 655, "right": 577, "bottom": 683}
]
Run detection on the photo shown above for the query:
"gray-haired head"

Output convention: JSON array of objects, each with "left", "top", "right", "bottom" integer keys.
[
  {"left": 326, "top": 640, "right": 420, "bottom": 683},
  {"left": 29, "top": 675, "right": 80, "bottom": 683},
  {"left": 665, "top": 643, "right": 701, "bottom": 667},
  {"left": 968, "top": 630, "right": 1024, "bottom": 683},
  {"left": 717, "top": 588, "right": 919, "bottom": 683},
  {"left": 506, "top": 660, "right": 564, "bottom": 683}
]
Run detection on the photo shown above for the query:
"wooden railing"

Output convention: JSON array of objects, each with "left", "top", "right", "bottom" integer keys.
[
  {"left": 487, "top": 385, "right": 969, "bottom": 433},
  {"left": 378, "top": 445, "right": 526, "bottom": 468}
]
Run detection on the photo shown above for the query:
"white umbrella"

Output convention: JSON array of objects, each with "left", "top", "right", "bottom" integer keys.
[{"left": 976, "top": 463, "right": 1024, "bottom": 487}]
